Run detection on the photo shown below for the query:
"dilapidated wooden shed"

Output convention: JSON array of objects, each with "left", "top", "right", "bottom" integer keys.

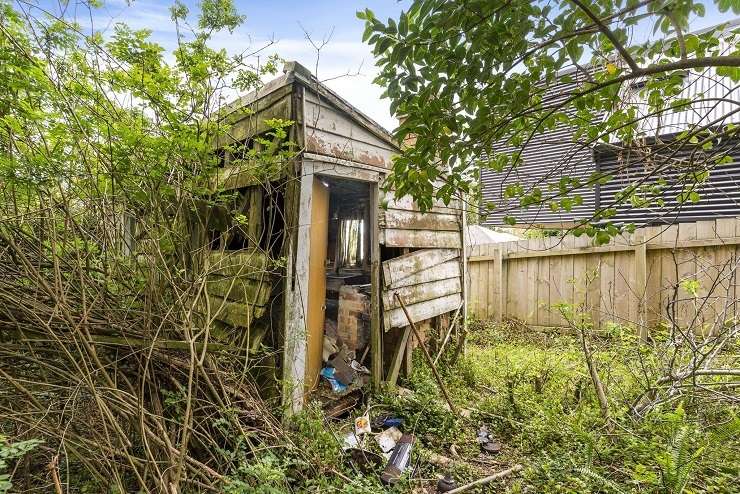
[{"left": 198, "top": 61, "right": 467, "bottom": 412}]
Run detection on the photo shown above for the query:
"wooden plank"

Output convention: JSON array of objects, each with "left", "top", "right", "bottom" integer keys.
[
  {"left": 207, "top": 276, "right": 272, "bottom": 305},
  {"left": 305, "top": 128, "right": 395, "bottom": 169},
  {"left": 387, "top": 260, "right": 460, "bottom": 290},
  {"left": 383, "top": 293, "right": 462, "bottom": 329},
  {"left": 561, "top": 236, "right": 577, "bottom": 325},
  {"left": 528, "top": 239, "right": 542, "bottom": 325},
  {"left": 370, "top": 183, "right": 382, "bottom": 391},
  {"left": 599, "top": 240, "right": 616, "bottom": 325},
  {"left": 468, "top": 236, "right": 740, "bottom": 262},
  {"left": 715, "top": 217, "right": 737, "bottom": 325},
  {"left": 208, "top": 250, "right": 271, "bottom": 279},
  {"left": 247, "top": 187, "right": 264, "bottom": 249},
  {"left": 282, "top": 161, "right": 314, "bottom": 413},
  {"left": 572, "top": 235, "right": 590, "bottom": 324},
  {"left": 634, "top": 232, "right": 648, "bottom": 340},
  {"left": 381, "top": 194, "right": 462, "bottom": 214},
  {"left": 486, "top": 243, "right": 495, "bottom": 319},
  {"left": 460, "top": 196, "right": 468, "bottom": 352},
  {"left": 676, "top": 222, "right": 697, "bottom": 329},
  {"left": 379, "top": 209, "right": 460, "bottom": 232},
  {"left": 382, "top": 249, "right": 459, "bottom": 288},
  {"left": 310, "top": 159, "right": 381, "bottom": 183},
  {"left": 695, "top": 220, "right": 717, "bottom": 334},
  {"left": 206, "top": 295, "right": 266, "bottom": 328},
  {"left": 659, "top": 223, "right": 679, "bottom": 327},
  {"left": 385, "top": 326, "right": 411, "bottom": 388},
  {"left": 612, "top": 234, "right": 632, "bottom": 326},
  {"left": 382, "top": 228, "right": 461, "bottom": 249},
  {"left": 584, "top": 251, "right": 602, "bottom": 329},
  {"left": 217, "top": 84, "right": 294, "bottom": 142},
  {"left": 643, "top": 226, "right": 662, "bottom": 329},
  {"left": 508, "top": 241, "right": 523, "bottom": 322},
  {"left": 531, "top": 239, "right": 547, "bottom": 325},
  {"left": 494, "top": 247, "right": 505, "bottom": 321},
  {"left": 383, "top": 277, "right": 462, "bottom": 310}
]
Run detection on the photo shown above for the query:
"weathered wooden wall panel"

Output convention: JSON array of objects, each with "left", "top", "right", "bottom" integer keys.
[
  {"left": 382, "top": 248, "right": 459, "bottom": 288},
  {"left": 200, "top": 250, "right": 273, "bottom": 328},
  {"left": 468, "top": 218, "right": 740, "bottom": 335},
  {"left": 383, "top": 293, "right": 462, "bottom": 329},
  {"left": 379, "top": 210, "right": 460, "bottom": 231},
  {"left": 381, "top": 229, "right": 461, "bottom": 249},
  {"left": 387, "top": 260, "right": 460, "bottom": 289},
  {"left": 382, "top": 277, "right": 462, "bottom": 310},
  {"left": 304, "top": 91, "right": 396, "bottom": 168}
]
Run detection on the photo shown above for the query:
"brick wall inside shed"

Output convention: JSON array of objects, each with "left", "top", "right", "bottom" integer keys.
[{"left": 337, "top": 285, "right": 370, "bottom": 351}]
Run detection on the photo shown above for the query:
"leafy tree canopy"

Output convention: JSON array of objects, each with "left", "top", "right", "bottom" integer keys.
[{"left": 360, "top": 0, "right": 740, "bottom": 241}]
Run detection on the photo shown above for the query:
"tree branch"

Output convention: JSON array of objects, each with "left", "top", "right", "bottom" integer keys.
[{"left": 569, "top": 0, "right": 639, "bottom": 72}]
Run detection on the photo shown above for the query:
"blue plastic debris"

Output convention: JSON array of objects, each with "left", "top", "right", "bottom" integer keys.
[{"left": 320, "top": 367, "right": 347, "bottom": 393}]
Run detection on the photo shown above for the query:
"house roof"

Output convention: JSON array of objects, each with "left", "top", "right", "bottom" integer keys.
[{"left": 221, "top": 61, "right": 400, "bottom": 152}]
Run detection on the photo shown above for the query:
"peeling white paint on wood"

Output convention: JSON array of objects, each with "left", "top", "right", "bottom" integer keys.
[
  {"left": 381, "top": 228, "right": 462, "bottom": 248},
  {"left": 386, "top": 260, "right": 460, "bottom": 290},
  {"left": 382, "top": 277, "right": 462, "bottom": 310},
  {"left": 382, "top": 248, "right": 459, "bottom": 288},
  {"left": 379, "top": 209, "right": 460, "bottom": 231},
  {"left": 383, "top": 293, "right": 462, "bottom": 329}
]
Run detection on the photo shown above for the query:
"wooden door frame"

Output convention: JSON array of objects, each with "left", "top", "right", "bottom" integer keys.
[{"left": 282, "top": 159, "right": 384, "bottom": 414}]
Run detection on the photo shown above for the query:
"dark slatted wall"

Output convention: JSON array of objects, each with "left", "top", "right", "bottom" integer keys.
[
  {"left": 596, "top": 136, "right": 740, "bottom": 225},
  {"left": 480, "top": 68, "right": 600, "bottom": 227}
]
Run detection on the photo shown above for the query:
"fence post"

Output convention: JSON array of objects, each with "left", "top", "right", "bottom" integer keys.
[
  {"left": 495, "top": 247, "right": 504, "bottom": 322},
  {"left": 634, "top": 231, "right": 648, "bottom": 341}
]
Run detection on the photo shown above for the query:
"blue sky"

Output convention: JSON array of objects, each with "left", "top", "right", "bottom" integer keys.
[
  {"left": 20, "top": 1, "right": 738, "bottom": 131},
  {"left": 77, "top": 0, "right": 410, "bottom": 130}
]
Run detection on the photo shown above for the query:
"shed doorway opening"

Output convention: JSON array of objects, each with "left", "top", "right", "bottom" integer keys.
[{"left": 306, "top": 175, "right": 372, "bottom": 395}]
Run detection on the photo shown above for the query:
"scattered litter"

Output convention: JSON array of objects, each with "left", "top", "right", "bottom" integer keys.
[
  {"left": 350, "top": 360, "right": 370, "bottom": 374},
  {"left": 371, "top": 415, "right": 404, "bottom": 429},
  {"left": 449, "top": 444, "right": 460, "bottom": 458},
  {"left": 375, "top": 426, "right": 402, "bottom": 456},
  {"left": 320, "top": 367, "right": 347, "bottom": 393},
  {"left": 354, "top": 414, "right": 371, "bottom": 435},
  {"left": 342, "top": 431, "right": 359, "bottom": 450},
  {"left": 383, "top": 417, "right": 404, "bottom": 428},
  {"left": 437, "top": 473, "right": 457, "bottom": 493},
  {"left": 329, "top": 347, "right": 355, "bottom": 385},
  {"left": 477, "top": 425, "right": 502, "bottom": 454},
  {"left": 380, "top": 433, "right": 414, "bottom": 485}
]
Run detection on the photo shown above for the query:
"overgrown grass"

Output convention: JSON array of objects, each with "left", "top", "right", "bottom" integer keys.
[
  {"left": 220, "top": 321, "right": 738, "bottom": 493},
  {"left": 396, "top": 321, "right": 740, "bottom": 493}
]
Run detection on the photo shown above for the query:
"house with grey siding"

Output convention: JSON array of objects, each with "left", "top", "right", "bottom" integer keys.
[{"left": 480, "top": 20, "right": 740, "bottom": 229}]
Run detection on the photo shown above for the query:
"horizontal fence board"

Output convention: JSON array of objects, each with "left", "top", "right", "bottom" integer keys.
[
  {"left": 201, "top": 296, "right": 266, "bottom": 328},
  {"left": 208, "top": 250, "right": 272, "bottom": 279},
  {"left": 381, "top": 195, "right": 461, "bottom": 214}
]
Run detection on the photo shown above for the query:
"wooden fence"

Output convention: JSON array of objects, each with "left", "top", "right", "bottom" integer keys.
[{"left": 468, "top": 218, "right": 740, "bottom": 334}]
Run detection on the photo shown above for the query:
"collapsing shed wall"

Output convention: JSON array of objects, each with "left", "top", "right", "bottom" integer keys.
[{"left": 379, "top": 194, "right": 465, "bottom": 330}]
